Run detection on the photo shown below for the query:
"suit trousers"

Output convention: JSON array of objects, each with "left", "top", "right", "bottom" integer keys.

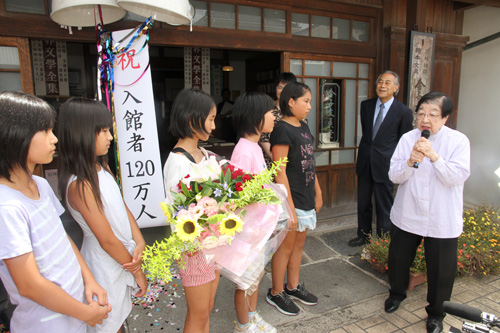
[
  {"left": 357, "top": 167, "right": 394, "bottom": 238},
  {"left": 388, "top": 225, "right": 458, "bottom": 319}
]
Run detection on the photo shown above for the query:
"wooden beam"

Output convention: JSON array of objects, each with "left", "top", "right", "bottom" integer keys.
[
  {"left": 453, "top": 0, "right": 500, "bottom": 8},
  {"left": 463, "top": 31, "right": 500, "bottom": 50},
  {"left": 453, "top": 1, "right": 477, "bottom": 11},
  {"left": 0, "top": 16, "right": 377, "bottom": 58}
]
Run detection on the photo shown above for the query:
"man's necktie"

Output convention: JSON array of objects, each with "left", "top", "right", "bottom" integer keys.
[{"left": 372, "top": 103, "right": 384, "bottom": 140}]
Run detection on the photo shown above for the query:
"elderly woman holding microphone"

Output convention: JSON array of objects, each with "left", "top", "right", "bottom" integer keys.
[{"left": 383, "top": 92, "right": 470, "bottom": 333}]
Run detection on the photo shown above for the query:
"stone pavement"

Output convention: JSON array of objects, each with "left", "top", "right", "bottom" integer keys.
[{"left": 126, "top": 226, "right": 500, "bottom": 333}]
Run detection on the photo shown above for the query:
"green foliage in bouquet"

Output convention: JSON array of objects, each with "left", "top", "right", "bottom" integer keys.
[
  {"left": 234, "top": 160, "right": 284, "bottom": 208},
  {"left": 141, "top": 233, "right": 199, "bottom": 282}
]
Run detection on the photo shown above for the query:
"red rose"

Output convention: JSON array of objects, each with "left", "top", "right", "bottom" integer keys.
[
  {"left": 231, "top": 169, "right": 243, "bottom": 180},
  {"left": 242, "top": 174, "right": 251, "bottom": 183},
  {"left": 235, "top": 182, "right": 243, "bottom": 191},
  {"left": 224, "top": 164, "right": 234, "bottom": 175},
  {"left": 223, "top": 165, "right": 234, "bottom": 176}
]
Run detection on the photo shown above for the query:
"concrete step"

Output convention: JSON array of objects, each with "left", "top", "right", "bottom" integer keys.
[{"left": 314, "top": 203, "right": 357, "bottom": 235}]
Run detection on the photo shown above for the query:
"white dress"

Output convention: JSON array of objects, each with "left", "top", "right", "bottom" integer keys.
[{"left": 66, "top": 168, "right": 137, "bottom": 332}]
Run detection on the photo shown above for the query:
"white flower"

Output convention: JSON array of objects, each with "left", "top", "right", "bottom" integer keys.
[
  {"left": 201, "top": 237, "right": 218, "bottom": 249},
  {"left": 183, "top": 156, "right": 222, "bottom": 184},
  {"left": 361, "top": 247, "right": 371, "bottom": 261},
  {"left": 217, "top": 235, "right": 232, "bottom": 246}
]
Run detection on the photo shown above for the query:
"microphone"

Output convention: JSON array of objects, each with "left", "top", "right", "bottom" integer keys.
[
  {"left": 443, "top": 301, "right": 498, "bottom": 325},
  {"left": 413, "top": 129, "right": 431, "bottom": 168}
]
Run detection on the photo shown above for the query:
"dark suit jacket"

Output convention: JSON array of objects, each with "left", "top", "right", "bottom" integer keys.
[{"left": 356, "top": 98, "right": 413, "bottom": 183}]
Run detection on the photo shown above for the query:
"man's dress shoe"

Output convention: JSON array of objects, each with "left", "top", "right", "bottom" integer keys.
[
  {"left": 384, "top": 297, "right": 401, "bottom": 313},
  {"left": 426, "top": 317, "right": 443, "bottom": 333},
  {"left": 348, "top": 236, "right": 369, "bottom": 247}
]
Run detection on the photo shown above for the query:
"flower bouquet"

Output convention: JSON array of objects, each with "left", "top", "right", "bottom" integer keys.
[{"left": 142, "top": 156, "right": 290, "bottom": 286}]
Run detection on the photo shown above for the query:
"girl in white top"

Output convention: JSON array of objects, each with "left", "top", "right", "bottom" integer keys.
[
  {"left": 0, "top": 92, "right": 111, "bottom": 332},
  {"left": 57, "top": 98, "right": 148, "bottom": 333},
  {"left": 162, "top": 88, "right": 219, "bottom": 333}
]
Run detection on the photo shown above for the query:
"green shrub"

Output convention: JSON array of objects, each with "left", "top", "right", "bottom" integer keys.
[{"left": 362, "top": 205, "right": 500, "bottom": 277}]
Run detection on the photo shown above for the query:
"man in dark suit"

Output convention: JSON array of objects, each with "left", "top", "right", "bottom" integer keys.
[{"left": 348, "top": 71, "right": 413, "bottom": 247}]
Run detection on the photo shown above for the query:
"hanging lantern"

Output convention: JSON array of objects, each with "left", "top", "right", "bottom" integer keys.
[
  {"left": 50, "top": 0, "right": 126, "bottom": 27},
  {"left": 117, "top": 0, "right": 194, "bottom": 26}
]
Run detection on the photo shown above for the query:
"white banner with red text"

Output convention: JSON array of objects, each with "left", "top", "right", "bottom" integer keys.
[{"left": 112, "top": 28, "right": 165, "bottom": 228}]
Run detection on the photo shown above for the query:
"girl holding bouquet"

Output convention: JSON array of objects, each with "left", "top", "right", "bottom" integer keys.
[
  {"left": 57, "top": 98, "right": 148, "bottom": 333},
  {"left": 162, "top": 88, "right": 219, "bottom": 333},
  {"left": 230, "top": 92, "right": 277, "bottom": 333},
  {"left": 267, "top": 82, "right": 323, "bottom": 316}
]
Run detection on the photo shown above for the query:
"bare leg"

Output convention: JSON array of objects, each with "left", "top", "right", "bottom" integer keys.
[
  {"left": 235, "top": 287, "right": 259, "bottom": 325},
  {"left": 184, "top": 271, "right": 220, "bottom": 333},
  {"left": 271, "top": 231, "right": 297, "bottom": 295},
  {"left": 204, "top": 271, "right": 220, "bottom": 333},
  {"left": 286, "top": 230, "right": 308, "bottom": 289}
]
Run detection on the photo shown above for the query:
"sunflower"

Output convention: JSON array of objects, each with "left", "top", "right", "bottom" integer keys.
[
  {"left": 160, "top": 202, "right": 172, "bottom": 223},
  {"left": 174, "top": 216, "right": 202, "bottom": 242},
  {"left": 219, "top": 214, "right": 244, "bottom": 237}
]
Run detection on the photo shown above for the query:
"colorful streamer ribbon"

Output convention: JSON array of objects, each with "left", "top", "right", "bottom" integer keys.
[{"left": 95, "top": 14, "right": 154, "bottom": 187}]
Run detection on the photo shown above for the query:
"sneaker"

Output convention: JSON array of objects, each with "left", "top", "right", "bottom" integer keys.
[
  {"left": 284, "top": 283, "right": 318, "bottom": 305},
  {"left": 233, "top": 321, "right": 262, "bottom": 333},
  {"left": 251, "top": 312, "right": 277, "bottom": 333},
  {"left": 266, "top": 288, "right": 300, "bottom": 316}
]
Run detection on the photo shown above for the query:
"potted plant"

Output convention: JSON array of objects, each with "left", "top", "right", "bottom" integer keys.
[
  {"left": 408, "top": 240, "right": 427, "bottom": 290},
  {"left": 320, "top": 125, "right": 331, "bottom": 144},
  {"left": 362, "top": 205, "right": 500, "bottom": 281},
  {"left": 361, "top": 232, "right": 390, "bottom": 273}
]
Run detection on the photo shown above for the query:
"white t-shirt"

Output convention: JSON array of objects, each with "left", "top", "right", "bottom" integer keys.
[{"left": 0, "top": 176, "right": 86, "bottom": 332}]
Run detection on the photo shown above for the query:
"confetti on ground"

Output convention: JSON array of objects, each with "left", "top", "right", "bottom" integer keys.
[{"left": 127, "top": 269, "right": 183, "bottom": 332}]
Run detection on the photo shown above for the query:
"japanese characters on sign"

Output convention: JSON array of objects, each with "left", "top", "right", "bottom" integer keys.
[
  {"left": 31, "top": 40, "right": 69, "bottom": 97},
  {"left": 184, "top": 47, "right": 211, "bottom": 94},
  {"left": 407, "top": 32, "right": 435, "bottom": 112},
  {"left": 211, "top": 64, "right": 223, "bottom": 98},
  {"left": 112, "top": 29, "right": 165, "bottom": 228}
]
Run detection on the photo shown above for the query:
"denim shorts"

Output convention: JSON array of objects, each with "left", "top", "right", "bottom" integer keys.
[{"left": 296, "top": 208, "right": 317, "bottom": 232}]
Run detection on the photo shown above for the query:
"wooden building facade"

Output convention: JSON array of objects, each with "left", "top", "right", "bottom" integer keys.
[{"left": 0, "top": 0, "right": 491, "bottom": 227}]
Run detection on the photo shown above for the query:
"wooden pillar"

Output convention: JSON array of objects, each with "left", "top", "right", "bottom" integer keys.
[
  {"left": 403, "top": 0, "right": 428, "bottom": 103},
  {"left": 222, "top": 50, "right": 229, "bottom": 90}
]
